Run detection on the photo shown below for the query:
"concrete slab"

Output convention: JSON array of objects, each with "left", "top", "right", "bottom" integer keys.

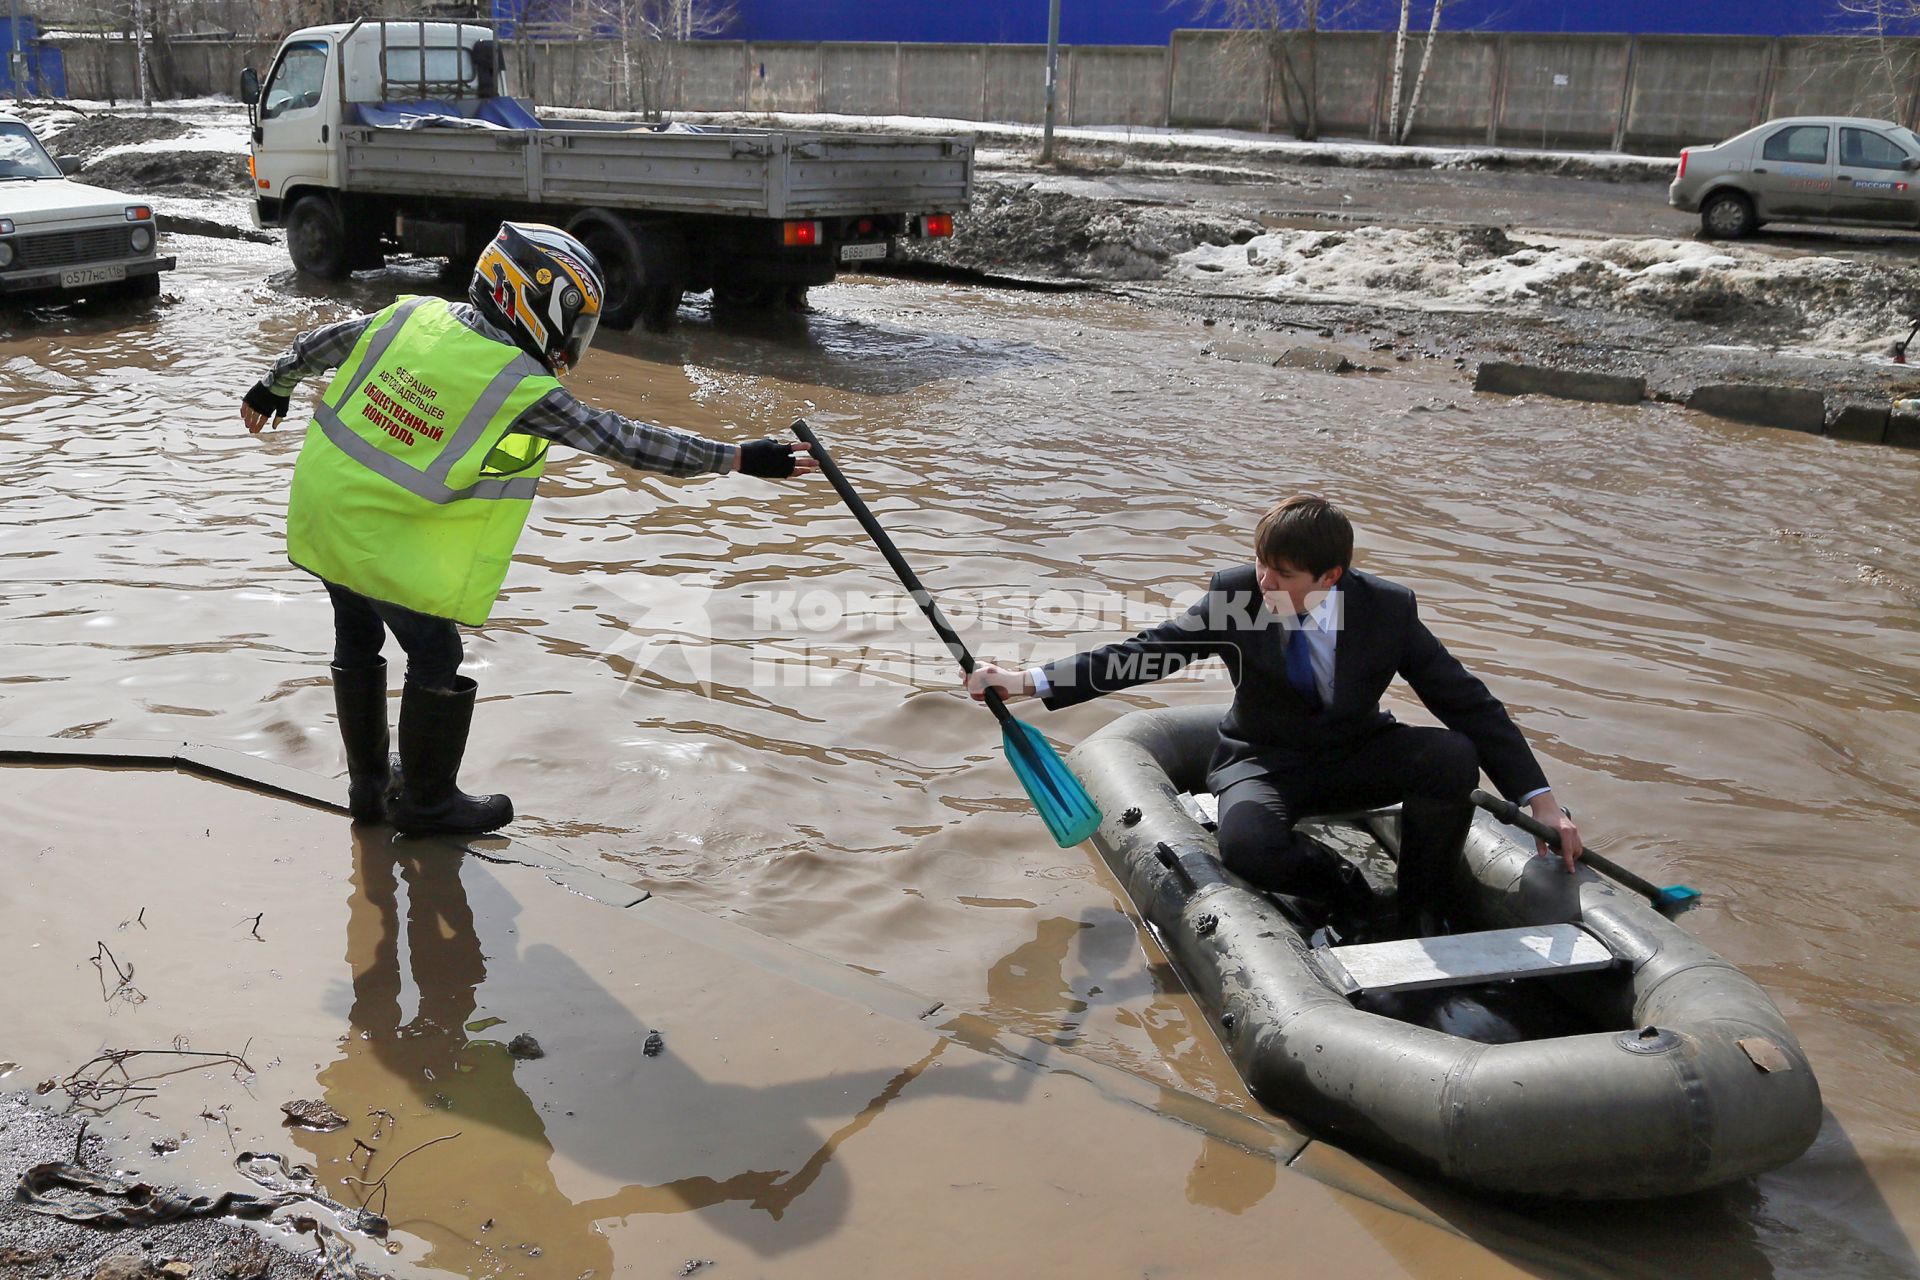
[
  {"left": 1829, "top": 404, "right": 1890, "bottom": 445},
  {"left": 1688, "top": 383, "right": 1826, "bottom": 434},
  {"left": 1888, "top": 411, "right": 1920, "bottom": 450},
  {"left": 0, "top": 761, "right": 1550, "bottom": 1280},
  {"left": 1473, "top": 361, "right": 1646, "bottom": 405}
]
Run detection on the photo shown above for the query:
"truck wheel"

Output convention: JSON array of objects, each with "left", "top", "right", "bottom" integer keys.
[
  {"left": 1700, "top": 191, "right": 1755, "bottom": 240},
  {"left": 287, "top": 195, "right": 350, "bottom": 280},
  {"left": 569, "top": 214, "right": 686, "bottom": 332}
]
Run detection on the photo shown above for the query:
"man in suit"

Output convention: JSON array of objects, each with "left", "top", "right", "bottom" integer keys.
[{"left": 966, "top": 495, "right": 1582, "bottom": 936}]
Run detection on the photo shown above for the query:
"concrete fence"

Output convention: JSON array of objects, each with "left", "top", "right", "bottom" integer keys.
[{"left": 42, "top": 29, "right": 1920, "bottom": 156}]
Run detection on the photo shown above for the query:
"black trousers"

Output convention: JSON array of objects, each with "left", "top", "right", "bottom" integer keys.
[
  {"left": 1215, "top": 724, "right": 1479, "bottom": 916},
  {"left": 326, "top": 582, "right": 464, "bottom": 690}
]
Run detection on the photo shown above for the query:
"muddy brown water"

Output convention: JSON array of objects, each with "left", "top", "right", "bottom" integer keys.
[{"left": 2, "top": 240, "right": 1918, "bottom": 1277}]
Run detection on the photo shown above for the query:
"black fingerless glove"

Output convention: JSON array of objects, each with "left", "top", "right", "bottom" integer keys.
[
  {"left": 736, "top": 438, "right": 795, "bottom": 478},
  {"left": 244, "top": 382, "right": 291, "bottom": 418}
]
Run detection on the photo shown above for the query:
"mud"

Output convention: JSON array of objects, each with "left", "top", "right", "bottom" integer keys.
[
  {"left": 903, "top": 177, "right": 1260, "bottom": 282},
  {"left": 37, "top": 115, "right": 192, "bottom": 162},
  {"left": 0, "top": 1094, "right": 377, "bottom": 1280},
  {"left": 898, "top": 174, "right": 1920, "bottom": 404},
  {"left": 80, "top": 151, "right": 250, "bottom": 199}
]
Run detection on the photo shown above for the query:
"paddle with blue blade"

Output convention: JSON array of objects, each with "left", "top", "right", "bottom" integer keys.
[
  {"left": 791, "top": 419, "right": 1102, "bottom": 848},
  {"left": 1471, "top": 789, "right": 1701, "bottom": 916}
]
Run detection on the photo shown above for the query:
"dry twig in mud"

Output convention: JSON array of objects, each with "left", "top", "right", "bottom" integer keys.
[
  {"left": 237, "top": 912, "right": 265, "bottom": 941},
  {"left": 366, "top": 1107, "right": 396, "bottom": 1140},
  {"left": 61, "top": 1046, "right": 256, "bottom": 1114},
  {"left": 342, "top": 1131, "right": 461, "bottom": 1218},
  {"left": 91, "top": 941, "right": 145, "bottom": 1005},
  {"left": 201, "top": 1104, "right": 238, "bottom": 1152}
]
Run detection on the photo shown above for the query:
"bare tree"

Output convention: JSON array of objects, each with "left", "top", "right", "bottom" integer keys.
[
  {"left": 1397, "top": 0, "right": 1443, "bottom": 143},
  {"left": 514, "top": 0, "right": 732, "bottom": 117},
  {"left": 1386, "top": 0, "right": 1408, "bottom": 142},
  {"left": 1825, "top": 0, "right": 1920, "bottom": 123},
  {"left": 1188, "top": 0, "right": 1363, "bottom": 141}
]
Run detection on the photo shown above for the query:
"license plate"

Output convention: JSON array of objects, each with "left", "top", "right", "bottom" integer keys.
[
  {"left": 62, "top": 264, "right": 126, "bottom": 288},
  {"left": 839, "top": 242, "right": 887, "bottom": 262}
]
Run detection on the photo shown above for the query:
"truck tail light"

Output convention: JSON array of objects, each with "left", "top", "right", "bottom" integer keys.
[
  {"left": 125, "top": 206, "right": 151, "bottom": 221},
  {"left": 920, "top": 213, "right": 954, "bottom": 238},
  {"left": 1676, "top": 150, "right": 1689, "bottom": 180},
  {"left": 782, "top": 220, "right": 822, "bottom": 247}
]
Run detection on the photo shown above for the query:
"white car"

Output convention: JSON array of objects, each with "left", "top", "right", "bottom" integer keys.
[{"left": 0, "top": 113, "right": 174, "bottom": 301}]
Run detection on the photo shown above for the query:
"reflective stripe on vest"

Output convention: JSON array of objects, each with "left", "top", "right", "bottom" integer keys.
[{"left": 285, "top": 296, "right": 561, "bottom": 625}]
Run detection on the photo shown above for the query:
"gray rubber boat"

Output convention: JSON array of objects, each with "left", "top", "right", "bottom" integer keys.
[{"left": 1070, "top": 705, "right": 1823, "bottom": 1199}]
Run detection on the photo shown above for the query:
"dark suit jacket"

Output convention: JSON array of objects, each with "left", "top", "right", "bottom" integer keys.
[{"left": 1040, "top": 565, "right": 1549, "bottom": 800}]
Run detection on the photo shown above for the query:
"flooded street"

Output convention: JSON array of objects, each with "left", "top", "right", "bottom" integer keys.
[{"left": 3, "top": 239, "right": 1919, "bottom": 1277}]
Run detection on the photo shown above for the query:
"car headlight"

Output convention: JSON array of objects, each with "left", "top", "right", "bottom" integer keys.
[
  {"left": 0, "top": 241, "right": 13, "bottom": 268},
  {"left": 130, "top": 226, "right": 154, "bottom": 253}
]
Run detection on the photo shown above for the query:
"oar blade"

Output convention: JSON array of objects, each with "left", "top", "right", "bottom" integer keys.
[{"left": 1002, "top": 718, "right": 1102, "bottom": 848}]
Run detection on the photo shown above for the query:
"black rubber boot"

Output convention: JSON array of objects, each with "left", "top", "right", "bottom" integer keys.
[
  {"left": 332, "top": 660, "right": 400, "bottom": 823},
  {"left": 1394, "top": 796, "right": 1475, "bottom": 939},
  {"left": 389, "top": 676, "right": 513, "bottom": 838}
]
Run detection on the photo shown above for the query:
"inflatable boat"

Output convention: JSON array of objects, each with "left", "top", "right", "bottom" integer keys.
[{"left": 1070, "top": 705, "right": 1822, "bottom": 1199}]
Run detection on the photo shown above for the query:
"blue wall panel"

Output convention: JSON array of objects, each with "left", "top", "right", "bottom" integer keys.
[
  {"left": 0, "top": 18, "right": 65, "bottom": 98},
  {"left": 728, "top": 1, "right": 1863, "bottom": 45}
]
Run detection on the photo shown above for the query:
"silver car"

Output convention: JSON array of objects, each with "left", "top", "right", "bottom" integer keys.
[{"left": 1668, "top": 115, "right": 1920, "bottom": 238}]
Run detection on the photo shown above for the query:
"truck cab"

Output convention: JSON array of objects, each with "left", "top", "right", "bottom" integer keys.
[
  {"left": 242, "top": 19, "right": 969, "bottom": 330},
  {"left": 246, "top": 22, "right": 512, "bottom": 231},
  {"left": 0, "top": 113, "right": 174, "bottom": 302}
]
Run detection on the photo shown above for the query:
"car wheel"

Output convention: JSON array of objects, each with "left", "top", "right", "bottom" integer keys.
[
  {"left": 1700, "top": 191, "right": 1756, "bottom": 240},
  {"left": 287, "top": 195, "right": 350, "bottom": 279}
]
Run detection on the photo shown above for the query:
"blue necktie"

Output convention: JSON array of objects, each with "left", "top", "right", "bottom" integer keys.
[{"left": 1285, "top": 614, "right": 1323, "bottom": 713}]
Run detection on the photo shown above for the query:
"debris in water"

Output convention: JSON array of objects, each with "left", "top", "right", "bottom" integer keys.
[
  {"left": 278, "top": 1099, "right": 347, "bottom": 1132},
  {"left": 508, "top": 1034, "right": 544, "bottom": 1060},
  {"left": 644, "top": 1029, "right": 665, "bottom": 1058}
]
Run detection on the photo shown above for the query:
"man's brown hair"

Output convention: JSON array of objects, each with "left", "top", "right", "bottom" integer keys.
[{"left": 1254, "top": 495, "right": 1353, "bottom": 577}]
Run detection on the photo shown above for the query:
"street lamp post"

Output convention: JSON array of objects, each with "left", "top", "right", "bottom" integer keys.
[{"left": 1040, "top": 0, "right": 1060, "bottom": 165}]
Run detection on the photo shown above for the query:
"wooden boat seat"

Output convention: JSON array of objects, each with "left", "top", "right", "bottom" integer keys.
[{"left": 1315, "top": 924, "right": 1617, "bottom": 995}]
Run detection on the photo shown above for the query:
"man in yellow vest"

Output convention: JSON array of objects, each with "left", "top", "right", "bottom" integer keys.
[{"left": 240, "top": 221, "right": 816, "bottom": 837}]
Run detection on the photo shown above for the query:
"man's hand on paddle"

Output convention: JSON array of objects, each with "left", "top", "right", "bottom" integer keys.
[
  {"left": 240, "top": 383, "right": 290, "bottom": 435},
  {"left": 965, "top": 662, "right": 1033, "bottom": 702},
  {"left": 1529, "top": 791, "right": 1584, "bottom": 873}
]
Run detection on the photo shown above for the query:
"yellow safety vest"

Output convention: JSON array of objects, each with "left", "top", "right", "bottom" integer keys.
[{"left": 286, "top": 296, "right": 557, "bottom": 625}]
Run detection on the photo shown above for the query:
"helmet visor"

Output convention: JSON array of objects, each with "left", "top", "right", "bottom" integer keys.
[{"left": 557, "top": 310, "right": 599, "bottom": 374}]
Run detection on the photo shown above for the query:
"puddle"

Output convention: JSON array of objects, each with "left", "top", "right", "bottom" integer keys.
[{"left": 2, "top": 236, "right": 1918, "bottom": 1276}]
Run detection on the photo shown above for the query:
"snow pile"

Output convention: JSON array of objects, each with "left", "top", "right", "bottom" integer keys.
[{"left": 1176, "top": 226, "right": 1920, "bottom": 354}]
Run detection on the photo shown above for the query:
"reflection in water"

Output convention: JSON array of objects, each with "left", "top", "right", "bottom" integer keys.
[
  {"left": 315, "top": 829, "right": 600, "bottom": 1277},
  {"left": 1185, "top": 1137, "right": 1279, "bottom": 1216},
  {"left": 310, "top": 830, "right": 1031, "bottom": 1273}
]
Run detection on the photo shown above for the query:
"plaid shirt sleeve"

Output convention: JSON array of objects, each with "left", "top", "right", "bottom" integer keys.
[
  {"left": 262, "top": 314, "right": 377, "bottom": 396},
  {"left": 515, "top": 386, "right": 738, "bottom": 478}
]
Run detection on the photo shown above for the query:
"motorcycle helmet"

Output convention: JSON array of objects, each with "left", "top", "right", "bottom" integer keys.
[{"left": 469, "top": 221, "right": 605, "bottom": 374}]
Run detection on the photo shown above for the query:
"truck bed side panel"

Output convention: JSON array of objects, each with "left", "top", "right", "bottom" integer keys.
[{"left": 340, "top": 126, "right": 970, "bottom": 220}]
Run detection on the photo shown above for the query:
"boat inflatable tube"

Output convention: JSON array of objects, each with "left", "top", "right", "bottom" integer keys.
[{"left": 1071, "top": 705, "right": 1822, "bottom": 1199}]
